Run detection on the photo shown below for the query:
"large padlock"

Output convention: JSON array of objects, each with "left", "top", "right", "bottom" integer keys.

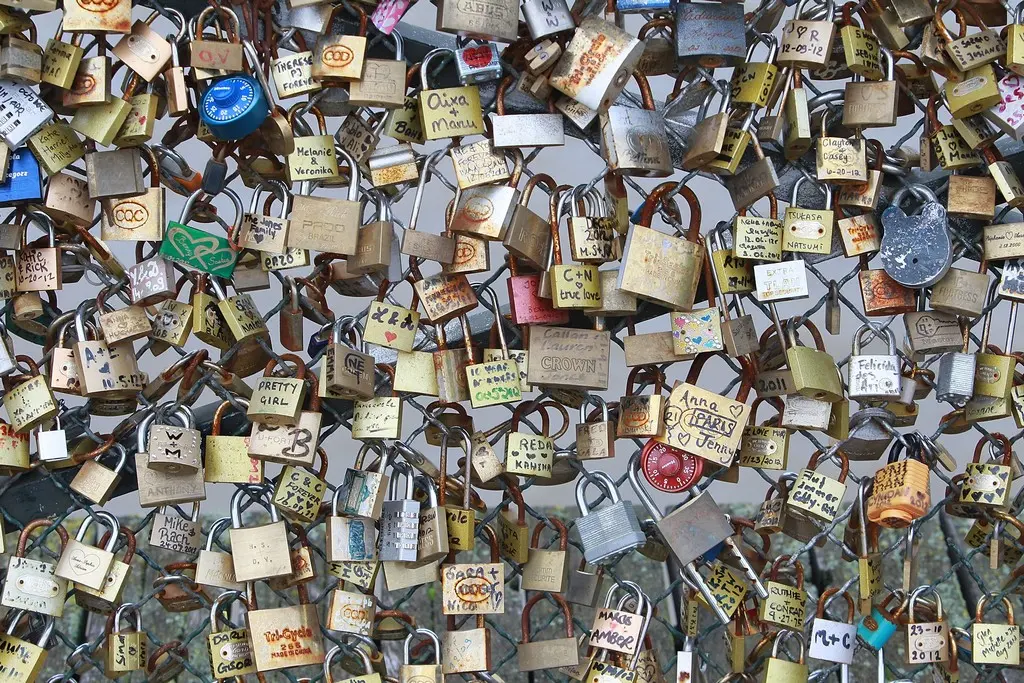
[
  {"left": 548, "top": 16, "right": 644, "bottom": 111},
  {"left": 972, "top": 595, "right": 1020, "bottom": 665},
  {"left": 146, "top": 404, "right": 202, "bottom": 474},
  {"left": 575, "top": 471, "right": 646, "bottom": 565},
  {"left": 599, "top": 73, "right": 671, "bottom": 177},
  {"left": 788, "top": 449, "right": 850, "bottom": 524}
]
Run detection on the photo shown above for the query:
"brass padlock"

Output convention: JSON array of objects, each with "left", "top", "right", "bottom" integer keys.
[
  {"left": 522, "top": 517, "right": 570, "bottom": 593},
  {"left": 228, "top": 486, "right": 293, "bottom": 582},
  {"left": 418, "top": 48, "right": 484, "bottom": 140},
  {"left": 208, "top": 591, "right": 257, "bottom": 679},
  {"left": 518, "top": 592, "right": 580, "bottom": 671},
  {"left": 618, "top": 366, "right": 666, "bottom": 439},
  {"left": 2, "top": 518, "right": 70, "bottom": 617}
]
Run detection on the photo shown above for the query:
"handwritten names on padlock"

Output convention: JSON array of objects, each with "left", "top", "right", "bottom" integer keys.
[
  {"left": 442, "top": 563, "right": 505, "bottom": 614},
  {"left": 414, "top": 273, "right": 477, "bottom": 323},
  {"left": 150, "top": 514, "right": 200, "bottom": 554},
  {"left": 588, "top": 608, "right": 644, "bottom": 655},
  {"left": 973, "top": 623, "right": 1021, "bottom": 664},
  {"left": 466, "top": 361, "right": 521, "bottom": 406},
  {"left": 761, "top": 580, "right": 806, "bottom": 629},
  {"left": 734, "top": 216, "right": 783, "bottom": 262},
  {"left": 739, "top": 425, "right": 787, "bottom": 469},
  {"left": 275, "top": 466, "right": 326, "bottom": 521},
  {"left": 365, "top": 301, "right": 419, "bottom": 351},
  {"left": 506, "top": 432, "right": 554, "bottom": 476},
  {"left": 659, "top": 382, "right": 749, "bottom": 466},
  {"left": 271, "top": 52, "right": 320, "bottom": 99},
  {"left": 527, "top": 326, "right": 610, "bottom": 390},
  {"left": 704, "top": 562, "right": 747, "bottom": 618},
  {"left": 790, "top": 468, "right": 846, "bottom": 522}
]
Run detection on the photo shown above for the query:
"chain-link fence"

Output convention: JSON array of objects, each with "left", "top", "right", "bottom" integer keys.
[{"left": 3, "top": 0, "right": 1024, "bottom": 681}]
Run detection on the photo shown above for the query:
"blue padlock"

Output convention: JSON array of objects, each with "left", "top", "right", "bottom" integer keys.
[
  {"left": 199, "top": 40, "right": 272, "bottom": 141},
  {"left": 857, "top": 592, "right": 904, "bottom": 650},
  {"left": 0, "top": 148, "right": 42, "bottom": 206}
]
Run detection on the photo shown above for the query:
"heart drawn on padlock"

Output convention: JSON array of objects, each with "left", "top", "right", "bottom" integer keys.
[
  {"left": 728, "top": 404, "right": 745, "bottom": 419},
  {"left": 384, "top": 331, "right": 397, "bottom": 343},
  {"left": 461, "top": 46, "right": 493, "bottom": 68},
  {"left": 68, "top": 549, "right": 101, "bottom": 575}
]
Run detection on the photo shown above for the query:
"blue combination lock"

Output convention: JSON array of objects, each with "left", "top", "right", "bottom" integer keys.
[{"left": 199, "top": 41, "right": 272, "bottom": 140}]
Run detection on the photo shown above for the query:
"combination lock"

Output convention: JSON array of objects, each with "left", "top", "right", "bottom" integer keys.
[
  {"left": 200, "top": 75, "right": 268, "bottom": 140},
  {"left": 640, "top": 439, "right": 703, "bottom": 492}
]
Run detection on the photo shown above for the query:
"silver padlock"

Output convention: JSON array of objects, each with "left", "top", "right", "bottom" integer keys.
[
  {"left": 454, "top": 42, "right": 503, "bottom": 85},
  {"left": 598, "top": 73, "right": 671, "bottom": 177},
  {"left": 574, "top": 470, "right": 646, "bottom": 565},
  {"left": 146, "top": 405, "right": 202, "bottom": 474},
  {"left": 848, "top": 324, "right": 902, "bottom": 401},
  {"left": 36, "top": 413, "right": 68, "bottom": 463},
  {"left": 879, "top": 184, "right": 953, "bottom": 289},
  {"left": 627, "top": 452, "right": 735, "bottom": 624},
  {"left": 564, "top": 557, "right": 604, "bottom": 606},
  {"left": 522, "top": 0, "right": 574, "bottom": 41},
  {"left": 379, "top": 462, "right": 419, "bottom": 562},
  {"left": 0, "top": 78, "right": 52, "bottom": 148},
  {"left": 126, "top": 256, "right": 177, "bottom": 307},
  {"left": 936, "top": 329, "right": 977, "bottom": 406},
  {"left": 85, "top": 147, "right": 145, "bottom": 200},
  {"left": 842, "top": 407, "right": 895, "bottom": 461}
]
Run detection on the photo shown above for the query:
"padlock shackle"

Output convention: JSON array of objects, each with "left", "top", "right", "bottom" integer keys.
[
  {"left": 324, "top": 644, "right": 373, "bottom": 683},
  {"left": 816, "top": 586, "right": 855, "bottom": 622},
  {"left": 975, "top": 593, "right": 1015, "bottom": 624},
  {"left": 576, "top": 469, "right": 623, "bottom": 516},
  {"left": 530, "top": 516, "right": 568, "bottom": 550},
  {"left": 971, "top": 433, "right": 1013, "bottom": 465},
  {"left": 205, "top": 517, "right": 233, "bottom": 551},
  {"left": 403, "top": 627, "right": 442, "bottom": 664},
  {"left": 766, "top": 554, "right": 805, "bottom": 589},
  {"left": 626, "top": 365, "right": 664, "bottom": 396},
  {"left": 210, "top": 588, "right": 247, "bottom": 631},
  {"left": 521, "top": 591, "right": 574, "bottom": 643},
  {"left": 76, "top": 510, "right": 119, "bottom": 552},
  {"left": 17, "top": 517, "right": 69, "bottom": 558},
  {"left": 637, "top": 182, "right": 701, "bottom": 242},
  {"left": 438, "top": 426, "right": 472, "bottom": 509},
  {"left": 211, "top": 398, "right": 248, "bottom": 436}
]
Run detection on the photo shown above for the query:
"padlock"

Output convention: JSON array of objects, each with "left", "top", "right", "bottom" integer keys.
[
  {"left": 417, "top": 48, "right": 484, "bottom": 140},
  {"left": 837, "top": 140, "right": 885, "bottom": 211},
  {"left": 53, "top": 511, "right": 115, "bottom": 591},
  {"left": 352, "top": 364, "right": 403, "bottom": 440},
  {"left": 808, "top": 588, "right": 857, "bottom": 665},
  {"left": 149, "top": 502, "right": 201, "bottom": 555},
  {"left": 816, "top": 109, "right": 869, "bottom": 185},
  {"left": 323, "top": 642, "right": 382, "bottom": 683},
  {"left": 106, "top": 603, "right": 147, "bottom": 674},
  {"left": 76, "top": 519, "right": 134, "bottom": 614},
  {"left": 778, "top": 0, "right": 837, "bottom": 69},
  {"left": 208, "top": 590, "right": 256, "bottom": 679},
  {"left": 936, "top": 320, "right": 977, "bottom": 404},
  {"left": 959, "top": 433, "right": 1014, "bottom": 513},
  {"left": 971, "top": 594, "right": 1020, "bottom": 665},
  {"left": 324, "top": 317, "right": 376, "bottom": 400},
  {"left": 146, "top": 404, "right": 202, "bottom": 474},
  {"left": 15, "top": 211, "right": 60, "bottom": 292},
  {"left": 195, "top": 517, "right": 243, "bottom": 591},
  {"left": 619, "top": 183, "right": 705, "bottom": 310},
  {"left": 758, "top": 556, "right": 809, "bottom": 630},
  {"left": 575, "top": 470, "right": 646, "bottom": 565},
  {"left": 349, "top": 30, "right": 406, "bottom": 109},
  {"left": 401, "top": 628, "right": 443, "bottom": 683},
  {"left": 930, "top": 260, "right": 990, "bottom": 318},
  {"left": 2, "top": 518, "right": 69, "bottom": 617},
  {"left": 506, "top": 400, "right": 557, "bottom": 478},
  {"left": 246, "top": 586, "right": 325, "bottom": 671},
  {"left": 228, "top": 486, "right": 292, "bottom": 581},
  {"left": 205, "top": 398, "right": 262, "bottom": 485},
  {"left": 926, "top": 94, "right": 983, "bottom": 169},
  {"left": 492, "top": 76, "right": 565, "bottom": 148},
  {"left": 237, "top": 179, "right": 290, "bottom": 254},
  {"left": 783, "top": 177, "right": 834, "bottom": 255},
  {"left": 734, "top": 192, "right": 783, "bottom": 263},
  {"left": 379, "top": 462, "right": 420, "bottom": 562},
  {"left": 599, "top": 72, "right": 671, "bottom": 177},
  {"left": 521, "top": 517, "right": 570, "bottom": 592},
  {"left": 589, "top": 583, "right": 652, "bottom": 660},
  {"left": 160, "top": 187, "right": 242, "bottom": 278},
  {"left": 764, "top": 630, "right": 809, "bottom": 682},
  {"left": 565, "top": 558, "right": 605, "bottom": 607},
  {"left": 549, "top": 16, "right": 644, "bottom": 111},
  {"left": 41, "top": 26, "right": 83, "bottom": 90},
  {"left": 738, "top": 397, "right": 789, "bottom": 470},
  {"left": 451, "top": 147, "right": 522, "bottom": 242},
  {"left": 518, "top": 591, "right": 579, "bottom": 671},
  {"left": 729, "top": 33, "right": 779, "bottom": 109},
  {"left": 271, "top": 447, "right": 328, "bottom": 523},
  {"left": 336, "top": 442, "right": 391, "bottom": 521},
  {"left": 946, "top": 172, "right": 996, "bottom": 220},
  {"left": 617, "top": 366, "right": 666, "bottom": 439},
  {"left": 327, "top": 583, "right": 376, "bottom": 635},
  {"left": 287, "top": 148, "right": 360, "bottom": 255},
  {"left": 904, "top": 585, "right": 949, "bottom": 664},
  {"left": 0, "top": 610, "right": 54, "bottom": 681},
  {"left": 788, "top": 449, "right": 849, "bottom": 524},
  {"left": 629, "top": 454, "right": 736, "bottom": 623},
  {"left": 867, "top": 435, "right": 931, "bottom": 528},
  {"left": 705, "top": 230, "right": 759, "bottom": 357},
  {"left": 576, "top": 395, "right": 615, "bottom": 461},
  {"left": 785, "top": 321, "right": 844, "bottom": 402},
  {"left": 844, "top": 48, "right": 899, "bottom": 127},
  {"left": 248, "top": 354, "right": 308, "bottom": 425},
  {"left": 5, "top": 357, "right": 59, "bottom": 432},
  {"left": 848, "top": 324, "right": 901, "bottom": 401},
  {"left": 286, "top": 105, "right": 338, "bottom": 183}
]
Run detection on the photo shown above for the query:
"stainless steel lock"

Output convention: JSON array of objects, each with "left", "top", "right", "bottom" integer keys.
[
  {"left": 848, "top": 324, "right": 902, "bottom": 401},
  {"left": 146, "top": 404, "right": 202, "bottom": 474},
  {"left": 937, "top": 326, "right": 977, "bottom": 406},
  {"left": 842, "top": 407, "right": 896, "bottom": 460},
  {"left": 379, "top": 462, "right": 419, "bottom": 562},
  {"left": 879, "top": 184, "right": 953, "bottom": 288},
  {"left": 574, "top": 470, "right": 646, "bottom": 565},
  {"left": 522, "top": 0, "right": 574, "bottom": 41},
  {"left": 454, "top": 42, "right": 504, "bottom": 84}
]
